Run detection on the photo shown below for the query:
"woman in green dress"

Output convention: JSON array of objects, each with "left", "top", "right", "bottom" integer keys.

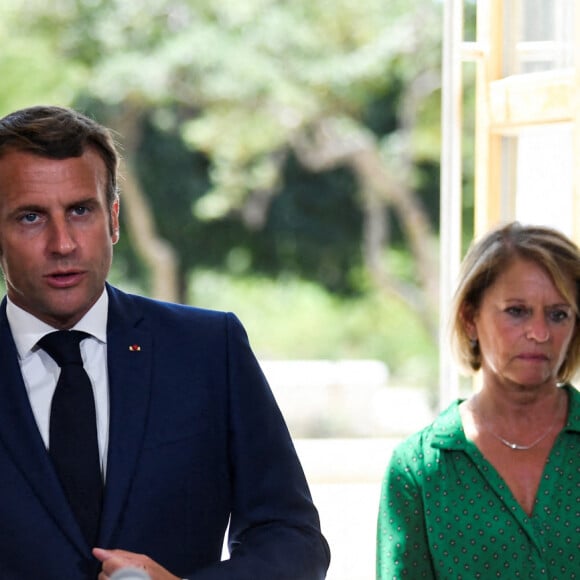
[{"left": 377, "top": 221, "right": 580, "bottom": 579}]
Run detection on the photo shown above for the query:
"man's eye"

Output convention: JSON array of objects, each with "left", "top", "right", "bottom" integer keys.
[
  {"left": 72, "top": 206, "right": 89, "bottom": 216},
  {"left": 21, "top": 213, "right": 39, "bottom": 223}
]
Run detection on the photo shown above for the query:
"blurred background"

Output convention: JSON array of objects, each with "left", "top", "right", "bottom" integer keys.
[{"left": 2, "top": 0, "right": 579, "bottom": 577}]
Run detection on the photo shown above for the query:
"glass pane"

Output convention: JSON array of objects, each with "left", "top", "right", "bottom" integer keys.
[
  {"left": 501, "top": 124, "right": 574, "bottom": 238},
  {"left": 504, "top": 0, "right": 575, "bottom": 74}
]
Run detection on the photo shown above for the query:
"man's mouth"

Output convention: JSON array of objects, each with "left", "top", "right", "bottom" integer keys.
[{"left": 45, "top": 270, "right": 84, "bottom": 287}]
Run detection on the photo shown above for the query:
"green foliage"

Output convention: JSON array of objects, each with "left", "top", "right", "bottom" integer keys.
[
  {"left": 0, "top": 4, "right": 85, "bottom": 114},
  {"left": 190, "top": 270, "right": 438, "bottom": 387},
  {"left": 135, "top": 116, "right": 364, "bottom": 294},
  {"left": 259, "top": 154, "right": 363, "bottom": 293},
  {"left": 7, "top": 0, "right": 444, "bottom": 238},
  {"left": 7, "top": 0, "right": 444, "bottom": 196},
  {"left": 1, "top": 0, "right": 449, "bottom": 374},
  {"left": 12, "top": 0, "right": 441, "bottom": 220}
]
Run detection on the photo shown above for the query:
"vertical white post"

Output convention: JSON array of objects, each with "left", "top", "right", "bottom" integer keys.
[{"left": 439, "top": 0, "right": 464, "bottom": 409}]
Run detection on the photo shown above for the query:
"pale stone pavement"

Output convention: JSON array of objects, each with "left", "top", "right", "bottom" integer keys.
[
  {"left": 295, "top": 438, "right": 403, "bottom": 580},
  {"left": 260, "top": 361, "right": 436, "bottom": 580}
]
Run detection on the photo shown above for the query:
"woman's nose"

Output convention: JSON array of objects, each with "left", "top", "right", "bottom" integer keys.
[{"left": 525, "top": 315, "right": 550, "bottom": 342}]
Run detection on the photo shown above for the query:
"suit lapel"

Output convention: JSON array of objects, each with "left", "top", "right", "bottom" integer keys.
[
  {"left": 98, "top": 286, "right": 153, "bottom": 545},
  {"left": 0, "top": 302, "right": 87, "bottom": 552},
  {"left": 0, "top": 290, "right": 154, "bottom": 550}
]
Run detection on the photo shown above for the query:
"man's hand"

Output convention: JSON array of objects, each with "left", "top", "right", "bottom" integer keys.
[{"left": 93, "top": 547, "right": 181, "bottom": 580}]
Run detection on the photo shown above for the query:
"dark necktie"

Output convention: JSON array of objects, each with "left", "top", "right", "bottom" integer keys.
[{"left": 38, "top": 330, "right": 103, "bottom": 545}]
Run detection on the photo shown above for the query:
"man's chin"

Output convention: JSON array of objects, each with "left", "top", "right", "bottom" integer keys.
[{"left": 38, "top": 298, "right": 91, "bottom": 329}]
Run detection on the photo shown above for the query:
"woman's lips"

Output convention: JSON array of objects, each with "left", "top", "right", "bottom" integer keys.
[{"left": 517, "top": 352, "right": 549, "bottom": 361}]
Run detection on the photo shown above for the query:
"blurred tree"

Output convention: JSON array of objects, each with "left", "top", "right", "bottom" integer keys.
[
  {"left": 135, "top": 117, "right": 364, "bottom": 297},
  {"left": 0, "top": 3, "right": 84, "bottom": 113},
  {"left": 10, "top": 0, "right": 443, "bottom": 337}
]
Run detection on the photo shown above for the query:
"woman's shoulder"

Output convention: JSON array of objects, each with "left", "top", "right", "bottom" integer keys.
[
  {"left": 562, "top": 383, "right": 580, "bottom": 430},
  {"left": 390, "top": 399, "right": 465, "bottom": 463}
]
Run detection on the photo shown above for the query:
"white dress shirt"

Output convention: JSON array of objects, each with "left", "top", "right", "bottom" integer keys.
[{"left": 7, "top": 290, "right": 110, "bottom": 476}]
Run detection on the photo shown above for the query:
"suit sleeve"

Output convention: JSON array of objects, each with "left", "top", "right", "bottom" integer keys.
[{"left": 187, "top": 313, "right": 330, "bottom": 580}]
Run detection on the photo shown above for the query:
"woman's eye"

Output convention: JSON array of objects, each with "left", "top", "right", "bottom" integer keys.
[
  {"left": 506, "top": 306, "right": 527, "bottom": 317},
  {"left": 548, "top": 309, "right": 570, "bottom": 323}
]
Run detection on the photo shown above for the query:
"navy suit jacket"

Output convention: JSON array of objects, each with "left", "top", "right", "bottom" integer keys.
[{"left": 0, "top": 285, "right": 330, "bottom": 579}]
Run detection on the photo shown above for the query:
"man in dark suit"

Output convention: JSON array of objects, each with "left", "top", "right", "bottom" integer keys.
[{"left": 0, "top": 105, "right": 330, "bottom": 579}]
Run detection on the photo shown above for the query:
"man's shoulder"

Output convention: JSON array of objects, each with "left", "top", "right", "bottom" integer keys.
[{"left": 107, "top": 284, "right": 236, "bottom": 328}]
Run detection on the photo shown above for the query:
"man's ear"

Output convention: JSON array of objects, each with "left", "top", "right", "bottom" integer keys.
[{"left": 111, "top": 199, "right": 120, "bottom": 244}]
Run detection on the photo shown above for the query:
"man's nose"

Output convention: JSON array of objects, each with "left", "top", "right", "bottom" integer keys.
[{"left": 48, "top": 218, "right": 77, "bottom": 255}]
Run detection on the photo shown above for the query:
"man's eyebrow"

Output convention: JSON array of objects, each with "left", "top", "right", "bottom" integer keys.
[
  {"left": 8, "top": 203, "right": 45, "bottom": 216},
  {"left": 8, "top": 196, "right": 100, "bottom": 215},
  {"left": 67, "top": 196, "right": 100, "bottom": 206}
]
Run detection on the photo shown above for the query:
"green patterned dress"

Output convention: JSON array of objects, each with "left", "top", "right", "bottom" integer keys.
[{"left": 376, "top": 384, "right": 580, "bottom": 579}]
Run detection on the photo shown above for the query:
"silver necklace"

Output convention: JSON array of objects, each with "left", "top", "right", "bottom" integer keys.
[
  {"left": 486, "top": 424, "right": 555, "bottom": 450},
  {"left": 470, "top": 395, "right": 563, "bottom": 451}
]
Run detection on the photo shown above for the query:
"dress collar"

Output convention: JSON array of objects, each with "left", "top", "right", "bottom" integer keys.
[{"left": 431, "top": 384, "right": 580, "bottom": 451}]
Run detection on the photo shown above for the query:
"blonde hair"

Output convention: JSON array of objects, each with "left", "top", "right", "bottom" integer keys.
[{"left": 450, "top": 221, "right": 580, "bottom": 382}]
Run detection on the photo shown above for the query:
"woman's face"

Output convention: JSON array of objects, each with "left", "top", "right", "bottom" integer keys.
[{"left": 465, "top": 257, "right": 576, "bottom": 392}]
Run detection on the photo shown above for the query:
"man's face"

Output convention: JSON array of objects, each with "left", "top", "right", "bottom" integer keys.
[{"left": 0, "top": 149, "right": 119, "bottom": 328}]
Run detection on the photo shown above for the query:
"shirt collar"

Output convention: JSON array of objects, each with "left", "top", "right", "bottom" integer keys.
[
  {"left": 429, "top": 400, "right": 467, "bottom": 450},
  {"left": 6, "top": 289, "right": 109, "bottom": 360}
]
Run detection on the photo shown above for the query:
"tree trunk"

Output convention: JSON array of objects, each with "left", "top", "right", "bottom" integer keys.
[
  {"left": 108, "top": 106, "right": 181, "bottom": 303},
  {"left": 292, "top": 119, "right": 439, "bottom": 342}
]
